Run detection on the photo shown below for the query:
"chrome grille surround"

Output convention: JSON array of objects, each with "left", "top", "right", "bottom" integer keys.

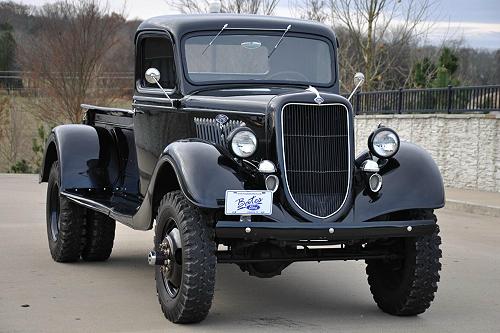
[{"left": 280, "top": 103, "right": 351, "bottom": 219}]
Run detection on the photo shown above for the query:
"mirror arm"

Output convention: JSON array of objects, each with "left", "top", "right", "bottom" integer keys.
[
  {"left": 348, "top": 79, "right": 364, "bottom": 102},
  {"left": 152, "top": 77, "right": 174, "bottom": 108}
]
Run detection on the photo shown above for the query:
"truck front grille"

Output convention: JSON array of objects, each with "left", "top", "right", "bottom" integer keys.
[{"left": 281, "top": 103, "right": 350, "bottom": 218}]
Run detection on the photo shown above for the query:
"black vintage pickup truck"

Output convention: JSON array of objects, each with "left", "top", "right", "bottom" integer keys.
[{"left": 40, "top": 13, "right": 444, "bottom": 324}]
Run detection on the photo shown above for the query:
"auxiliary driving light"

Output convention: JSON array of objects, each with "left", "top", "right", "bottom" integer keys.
[
  {"left": 369, "top": 173, "right": 383, "bottom": 192},
  {"left": 368, "top": 127, "right": 400, "bottom": 159},
  {"left": 258, "top": 160, "right": 276, "bottom": 173},
  {"left": 360, "top": 159, "right": 379, "bottom": 173}
]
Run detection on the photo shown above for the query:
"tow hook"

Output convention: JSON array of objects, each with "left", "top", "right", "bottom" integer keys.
[{"left": 147, "top": 251, "right": 168, "bottom": 266}]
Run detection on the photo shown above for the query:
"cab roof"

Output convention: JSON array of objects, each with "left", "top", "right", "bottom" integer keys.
[{"left": 136, "top": 14, "right": 337, "bottom": 42}]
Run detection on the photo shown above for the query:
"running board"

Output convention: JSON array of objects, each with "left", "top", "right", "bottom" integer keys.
[{"left": 61, "top": 191, "right": 140, "bottom": 228}]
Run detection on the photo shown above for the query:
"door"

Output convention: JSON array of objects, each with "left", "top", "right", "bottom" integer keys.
[{"left": 133, "top": 32, "right": 191, "bottom": 196}]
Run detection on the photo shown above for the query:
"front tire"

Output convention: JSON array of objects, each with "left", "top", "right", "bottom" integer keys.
[
  {"left": 154, "top": 191, "right": 216, "bottom": 324},
  {"left": 365, "top": 210, "right": 442, "bottom": 316},
  {"left": 46, "top": 162, "right": 86, "bottom": 262}
]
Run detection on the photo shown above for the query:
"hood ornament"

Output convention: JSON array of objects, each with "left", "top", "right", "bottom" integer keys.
[{"left": 306, "top": 86, "right": 324, "bottom": 105}]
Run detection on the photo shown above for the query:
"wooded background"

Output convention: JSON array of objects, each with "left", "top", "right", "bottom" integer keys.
[{"left": 0, "top": 0, "right": 499, "bottom": 173}]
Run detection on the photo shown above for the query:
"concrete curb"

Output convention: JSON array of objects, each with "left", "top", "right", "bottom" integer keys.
[{"left": 445, "top": 199, "right": 500, "bottom": 218}]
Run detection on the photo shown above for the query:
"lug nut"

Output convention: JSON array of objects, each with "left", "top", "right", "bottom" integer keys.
[
  {"left": 245, "top": 227, "right": 251, "bottom": 234},
  {"left": 147, "top": 250, "right": 168, "bottom": 266},
  {"left": 147, "top": 251, "right": 157, "bottom": 266},
  {"left": 328, "top": 228, "right": 335, "bottom": 234}
]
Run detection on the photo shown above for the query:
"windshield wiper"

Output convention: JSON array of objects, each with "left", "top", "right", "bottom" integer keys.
[
  {"left": 202, "top": 23, "right": 228, "bottom": 55},
  {"left": 268, "top": 24, "right": 291, "bottom": 58}
]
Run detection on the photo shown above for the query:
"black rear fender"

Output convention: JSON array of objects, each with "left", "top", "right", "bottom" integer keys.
[{"left": 39, "top": 125, "right": 119, "bottom": 191}]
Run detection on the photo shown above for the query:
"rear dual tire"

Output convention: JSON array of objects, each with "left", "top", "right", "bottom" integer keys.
[
  {"left": 82, "top": 210, "right": 116, "bottom": 261},
  {"left": 46, "top": 162, "right": 115, "bottom": 262}
]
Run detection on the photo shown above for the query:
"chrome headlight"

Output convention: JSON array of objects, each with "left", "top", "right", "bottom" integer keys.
[
  {"left": 228, "top": 127, "right": 257, "bottom": 158},
  {"left": 368, "top": 127, "right": 400, "bottom": 159}
]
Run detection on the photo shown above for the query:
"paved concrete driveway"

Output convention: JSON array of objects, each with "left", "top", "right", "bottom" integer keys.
[{"left": 1, "top": 174, "right": 499, "bottom": 333}]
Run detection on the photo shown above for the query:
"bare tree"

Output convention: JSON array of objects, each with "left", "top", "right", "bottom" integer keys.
[
  {"left": 330, "top": 0, "right": 435, "bottom": 90},
  {"left": 289, "top": 0, "right": 328, "bottom": 22},
  {"left": 169, "top": 0, "right": 280, "bottom": 15},
  {"left": 18, "top": 0, "right": 124, "bottom": 124}
]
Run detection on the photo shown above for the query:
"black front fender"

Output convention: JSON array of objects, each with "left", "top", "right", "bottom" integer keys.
[
  {"left": 153, "top": 140, "right": 248, "bottom": 208},
  {"left": 354, "top": 142, "right": 445, "bottom": 222}
]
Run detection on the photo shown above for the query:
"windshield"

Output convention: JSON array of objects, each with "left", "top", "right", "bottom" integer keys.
[{"left": 183, "top": 33, "right": 334, "bottom": 86}]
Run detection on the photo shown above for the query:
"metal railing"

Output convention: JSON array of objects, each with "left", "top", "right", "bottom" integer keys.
[
  {"left": 351, "top": 85, "right": 500, "bottom": 114},
  {"left": 2, "top": 72, "right": 499, "bottom": 114}
]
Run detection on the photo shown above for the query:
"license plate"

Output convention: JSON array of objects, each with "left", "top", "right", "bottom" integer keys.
[{"left": 225, "top": 190, "right": 273, "bottom": 215}]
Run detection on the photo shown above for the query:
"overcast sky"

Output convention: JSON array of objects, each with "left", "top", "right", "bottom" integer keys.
[{"left": 17, "top": 0, "right": 500, "bottom": 49}]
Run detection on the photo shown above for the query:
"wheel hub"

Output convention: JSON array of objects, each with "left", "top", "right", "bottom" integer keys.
[
  {"left": 159, "top": 226, "right": 182, "bottom": 297},
  {"left": 159, "top": 238, "right": 174, "bottom": 276}
]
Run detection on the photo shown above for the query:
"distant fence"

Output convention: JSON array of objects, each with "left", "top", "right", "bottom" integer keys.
[
  {"left": 0, "top": 71, "right": 134, "bottom": 97},
  {"left": 2, "top": 71, "right": 499, "bottom": 114},
  {"left": 351, "top": 85, "right": 500, "bottom": 114}
]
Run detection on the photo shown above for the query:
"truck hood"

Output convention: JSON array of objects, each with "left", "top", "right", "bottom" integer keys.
[
  {"left": 182, "top": 87, "right": 305, "bottom": 114},
  {"left": 179, "top": 86, "right": 352, "bottom": 164}
]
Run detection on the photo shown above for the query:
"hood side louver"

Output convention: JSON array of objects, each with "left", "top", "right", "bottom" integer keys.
[{"left": 194, "top": 117, "right": 243, "bottom": 147}]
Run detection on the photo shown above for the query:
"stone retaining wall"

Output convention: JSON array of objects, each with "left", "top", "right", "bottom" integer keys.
[{"left": 354, "top": 113, "right": 500, "bottom": 192}]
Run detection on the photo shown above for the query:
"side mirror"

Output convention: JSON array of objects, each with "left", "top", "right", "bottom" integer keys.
[
  {"left": 143, "top": 67, "right": 173, "bottom": 108},
  {"left": 353, "top": 72, "right": 365, "bottom": 87},
  {"left": 348, "top": 72, "right": 365, "bottom": 101},
  {"left": 145, "top": 68, "right": 161, "bottom": 84}
]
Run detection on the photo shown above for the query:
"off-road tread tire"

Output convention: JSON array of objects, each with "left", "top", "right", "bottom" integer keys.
[
  {"left": 366, "top": 210, "right": 441, "bottom": 316},
  {"left": 46, "top": 162, "right": 86, "bottom": 262},
  {"left": 81, "top": 211, "right": 116, "bottom": 261},
  {"left": 154, "top": 191, "right": 216, "bottom": 324}
]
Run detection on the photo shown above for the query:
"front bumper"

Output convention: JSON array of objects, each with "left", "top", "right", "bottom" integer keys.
[{"left": 215, "top": 219, "right": 437, "bottom": 241}]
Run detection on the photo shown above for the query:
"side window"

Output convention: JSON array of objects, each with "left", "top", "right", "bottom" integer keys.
[{"left": 140, "top": 36, "right": 176, "bottom": 89}]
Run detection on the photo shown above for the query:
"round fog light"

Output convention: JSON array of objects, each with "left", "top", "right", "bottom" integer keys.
[
  {"left": 369, "top": 173, "right": 382, "bottom": 192},
  {"left": 265, "top": 175, "right": 279, "bottom": 192}
]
